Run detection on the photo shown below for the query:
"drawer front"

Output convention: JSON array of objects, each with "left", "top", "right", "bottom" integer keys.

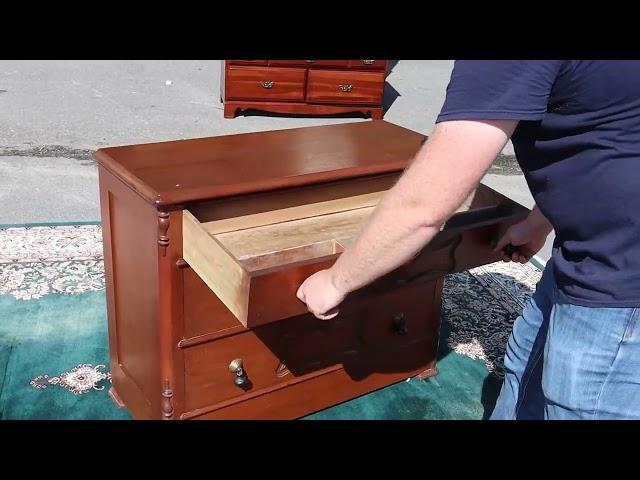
[
  {"left": 181, "top": 248, "right": 443, "bottom": 342},
  {"left": 227, "top": 60, "right": 268, "bottom": 65},
  {"left": 183, "top": 327, "right": 294, "bottom": 412},
  {"left": 269, "top": 60, "right": 349, "bottom": 68},
  {"left": 182, "top": 281, "right": 440, "bottom": 412},
  {"left": 360, "top": 280, "right": 441, "bottom": 349},
  {"left": 349, "top": 59, "right": 387, "bottom": 70},
  {"left": 307, "top": 69, "right": 385, "bottom": 105},
  {"left": 226, "top": 66, "right": 305, "bottom": 101},
  {"left": 189, "top": 337, "right": 438, "bottom": 419}
]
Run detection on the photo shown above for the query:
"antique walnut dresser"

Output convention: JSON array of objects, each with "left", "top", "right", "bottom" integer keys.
[
  {"left": 95, "top": 121, "right": 528, "bottom": 420},
  {"left": 220, "top": 60, "right": 388, "bottom": 119}
]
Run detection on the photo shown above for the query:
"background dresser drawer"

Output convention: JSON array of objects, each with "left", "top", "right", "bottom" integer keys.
[
  {"left": 227, "top": 60, "right": 268, "bottom": 65},
  {"left": 268, "top": 60, "right": 349, "bottom": 68},
  {"left": 226, "top": 66, "right": 305, "bottom": 102},
  {"left": 221, "top": 60, "right": 388, "bottom": 119},
  {"left": 307, "top": 69, "right": 385, "bottom": 105},
  {"left": 349, "top": 60, "right": 387, "bottom": 70}
]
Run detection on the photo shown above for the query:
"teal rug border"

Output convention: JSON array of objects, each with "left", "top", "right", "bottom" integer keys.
[{"left": 529, "top": 255, "right": 546, "bottom": 271}]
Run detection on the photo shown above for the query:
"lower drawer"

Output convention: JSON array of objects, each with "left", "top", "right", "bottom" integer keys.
[
  {"left": 307, "top": 69, "right": 385, "bottom": 105},
  {"left": 226, "top": 66, "right": 306, "bottom": 102},
  {"left": 186, "top": 338, "right": 438, "bottom": 420},
  {"left": 181, "top": 280, "right": 441, "bottom": 413}
]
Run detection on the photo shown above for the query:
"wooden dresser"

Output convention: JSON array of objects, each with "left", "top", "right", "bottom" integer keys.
[
  {"left": 220, "top": 60, "right": 388, "bottom": 119},
  {"left": 94, "top": 121, "right": 528, "bottom": 420}
]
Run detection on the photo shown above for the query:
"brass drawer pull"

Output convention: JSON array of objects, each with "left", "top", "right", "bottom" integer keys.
[
  {"left": 260, "top": 81, "right": 275, "bottom": 89},
  {"left": 362, "top": 60, "right": 375, "bottom": 65},
  {"left": 229, "top": 358, "right": 250, "bottom": 388},
  {"left": 339, "top": 84, "right": 353, "bottom": 92},
  {"left": 304, "top": 60, "right": 315, "bottom": 63}
]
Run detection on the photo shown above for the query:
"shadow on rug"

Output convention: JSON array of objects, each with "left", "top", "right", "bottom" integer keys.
[{"left": 0, "top": 225, "right": 542, "bottom": 420}]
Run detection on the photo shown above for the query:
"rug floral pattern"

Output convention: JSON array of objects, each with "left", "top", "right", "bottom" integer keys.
[
  {"left": 0, "top": 225, "right": 104, "bottom": 300},
  {"left": 442, "top": 263, "right": 541, "bottom": 376},
  {"left": 30, "top": 364, "right": 111, "bottom": 395},
  {"left": 0, "top": 224, "right": 542, "bottom": 396}
]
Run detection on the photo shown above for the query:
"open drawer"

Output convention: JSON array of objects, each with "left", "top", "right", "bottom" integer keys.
[{"left": 183, "top": 181, "right": 528, "bottom": 329}]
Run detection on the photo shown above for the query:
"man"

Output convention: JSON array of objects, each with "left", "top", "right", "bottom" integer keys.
[{"left": 297, "top": 61, "right": 640, "bottom": 420}]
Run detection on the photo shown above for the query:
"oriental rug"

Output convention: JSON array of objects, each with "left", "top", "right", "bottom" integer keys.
[{"left": 0, "top": 224, "right": 542, "bottom": 420}]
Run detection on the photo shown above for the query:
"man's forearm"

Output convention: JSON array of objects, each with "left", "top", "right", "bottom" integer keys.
[
  {"left": 330, "top": 186, "right": 442, "bottom": 295},
  {"left": 328, "top": 119, "right": 517, "bottom": 295}
]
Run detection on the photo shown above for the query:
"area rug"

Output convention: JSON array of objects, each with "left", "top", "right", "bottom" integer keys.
[{"left": 0, "top": 224, "right": 542, "bottom": 420}]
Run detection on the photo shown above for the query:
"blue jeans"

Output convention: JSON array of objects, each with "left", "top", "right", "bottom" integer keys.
[{"left": 490, "top": 260, "right": 640, "bottom": 420}]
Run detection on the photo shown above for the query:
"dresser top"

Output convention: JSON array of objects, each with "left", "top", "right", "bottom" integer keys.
[{"left": 94, "top": 121, "right": 426, "bottom": 207}]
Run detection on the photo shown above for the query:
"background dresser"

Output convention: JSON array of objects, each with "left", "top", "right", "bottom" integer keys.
[
  {"left": 95, "top": 121, "right": 528, "bottom": 420},
  {"left": 220, "top": 60, "right": 388, "bottom": 119}
]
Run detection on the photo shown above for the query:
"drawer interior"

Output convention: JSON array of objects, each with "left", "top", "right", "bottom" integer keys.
[
  {"left": 236, "top": 238, "right": 344, "bottom": 273},
  {"left": 183, "top": 188, "right": 385, "bottom": 328},
  {"left": 214, "top": 206, "right": 373, "bottom": 270}
]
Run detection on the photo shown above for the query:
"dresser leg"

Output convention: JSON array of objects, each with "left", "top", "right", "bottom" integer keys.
[
  {"left": 224, "top": 103, "right": 237, "bottom": 119},
  {"left": 109, "top": 386, "right": 125, "bottom": 409},
  {"left": 370, "top": 108, "right": 384, "bottom": 120}
]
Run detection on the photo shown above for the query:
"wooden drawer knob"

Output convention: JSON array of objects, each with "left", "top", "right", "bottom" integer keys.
[{"left": 392, "top": 313, "right": 408, "bottom": 335}]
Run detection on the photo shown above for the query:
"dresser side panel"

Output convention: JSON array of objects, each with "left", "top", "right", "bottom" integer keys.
[{"left": 99, "top": 166, "right": 162, "bottom": 419}]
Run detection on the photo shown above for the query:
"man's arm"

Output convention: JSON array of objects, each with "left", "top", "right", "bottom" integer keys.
[{"left": 297, "top": 119, "right": 518, "bottom": 319}]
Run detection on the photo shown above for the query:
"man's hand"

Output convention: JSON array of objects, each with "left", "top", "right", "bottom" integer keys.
[
  {"left": 296, "top": 268, "right": 346, "bottom": 320},
  {"left": 495, "top": 207, "right": 553, "bottom": 263}
]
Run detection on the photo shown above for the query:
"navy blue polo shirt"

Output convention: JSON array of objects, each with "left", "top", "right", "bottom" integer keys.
[{"left": 437, "top": 60, "right": 640, "bottom": 307}]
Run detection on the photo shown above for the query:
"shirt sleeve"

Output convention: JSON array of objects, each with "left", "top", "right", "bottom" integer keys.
[{"left": 436, "top": 60, "right": 563, "bottom": 123}]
